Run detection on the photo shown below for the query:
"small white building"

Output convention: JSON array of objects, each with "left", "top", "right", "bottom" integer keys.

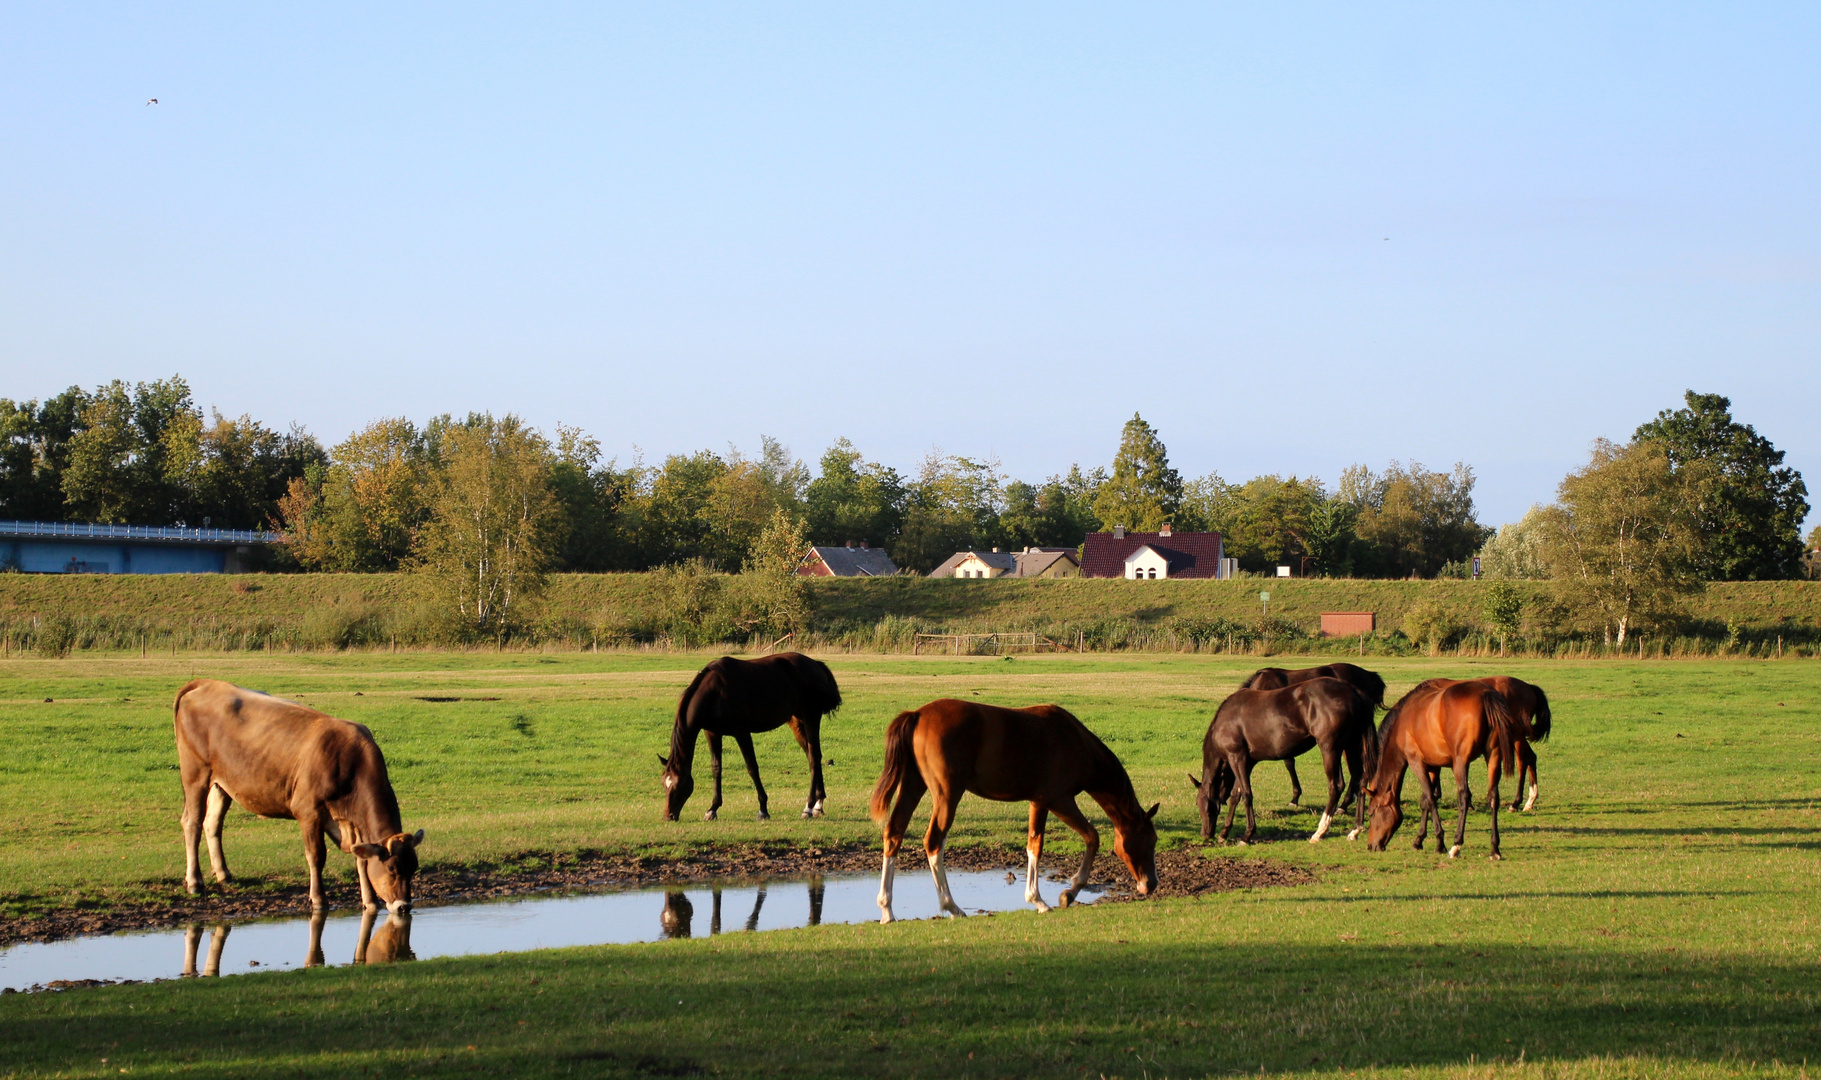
[{"left": 1124, "top": 545, "right": 1172, "bottom": 580}]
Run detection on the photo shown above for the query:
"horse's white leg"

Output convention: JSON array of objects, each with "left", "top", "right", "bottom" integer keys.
[
  {"left": 929, "top": 842, "right": 966, "bottom": 917},
  {"left": 1024, "top": 846, "right": 1051, "bottom": 914},
  {"left": 876, "top": 852, "right": 896, "bottom": 924},
  {"left": 1309, "top": 810, "right": 1333, "bottom": 843},
  {"left": 1522, "top": 782, "right": 1538, "bottom": 812},
  {"left": 1025, "top": 803, "right": 1051, "bottom": 913},
  {"left": 1049, "top": 799, "right": 1100, "bottom": 908}
]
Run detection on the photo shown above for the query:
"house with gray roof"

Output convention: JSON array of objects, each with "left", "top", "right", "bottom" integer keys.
[{"left": 797, "top": 542, "right": 899, "bottom": 577}]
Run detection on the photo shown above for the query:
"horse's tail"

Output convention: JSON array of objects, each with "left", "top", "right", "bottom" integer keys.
[
  {"left": 1358, "top": 668, "right": 1388, "bottom": 709},
  {"left": 1353, "top": 685, "right": 1380, "bottom": 784},
  {"left": 869, "top": 710, "right": 921, "bottom": 826},
  {"left": 805, "top": 656, "right": 843, "bottom": 714},
  {"left": 1482, "top": 688, "right": 1529, "bottom": 777},
  {"left": 1526, "top": 684, "right": 1551, "bottom": 742},
  {"left": 1241, "top": 667, "right": 1285, "bottom": 691}
]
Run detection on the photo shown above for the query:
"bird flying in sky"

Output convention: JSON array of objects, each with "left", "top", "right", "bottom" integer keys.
[{"left": 146, "top": 98, "right": 158, "bottom": 105}]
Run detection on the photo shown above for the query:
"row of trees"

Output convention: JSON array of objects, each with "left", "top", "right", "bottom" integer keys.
[{"left": 1474, "top": 392, "right": 1811, "bottom": 644}]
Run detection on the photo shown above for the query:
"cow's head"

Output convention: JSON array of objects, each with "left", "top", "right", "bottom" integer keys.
[{"left": 353, "top": 829, "right": 424, "bottom": 914}]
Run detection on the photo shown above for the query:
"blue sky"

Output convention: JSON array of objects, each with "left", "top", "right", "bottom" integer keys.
[{"left": 3, "top": 4, "right": 1816, "bottom": 529}]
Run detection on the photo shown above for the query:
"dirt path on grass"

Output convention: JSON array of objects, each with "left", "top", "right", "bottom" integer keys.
[{"left": 0, "top": 842, "right": 1314, "bottom": 946}]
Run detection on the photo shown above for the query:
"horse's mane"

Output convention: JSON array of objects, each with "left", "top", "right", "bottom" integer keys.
[{"left": 666, "top": 663, "right": 717, "bottom": 765}]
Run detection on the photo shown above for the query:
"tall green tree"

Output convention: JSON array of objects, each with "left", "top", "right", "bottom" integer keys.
[
  {"left": 278, "top": 418, "right": 428, "bottom": 570},
  {"left": 1634, "top": 391, "right": 1809, "bottom": 580},
  {"left": 896, "top": 452, "right": 1005, "bottom": 572},
  {"left": 62, "top": 377, "right": 198, "bottom": 524},
  {"left": 1538, "top": 439, "right": 1707, "bottom": 645},
  {"left": 1477, "top": 507, "right": 1550, "bottom": 580},
  {"left": 1340, "top": 461, "right": 1490, "bottom": 578},
  {"left": 998, "top": 468, "right": 1103, "bottom": 551},
  {"left": 804, "top": 438, "right": 905, "bottom": 549},
  {"left": 1091, "top": 414, "right": 1182, "bottom": 532},
  {"left": 0, "top": 387, "right": 87, "bottom": 521},
  {"left": 415, "top": 415, "right": 560, "bottom": 640}
]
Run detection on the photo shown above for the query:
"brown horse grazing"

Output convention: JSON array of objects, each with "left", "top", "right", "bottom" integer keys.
[
  {"left": 659, "top": 652, "right": 842, "bottom": 821},
  {"left": 1408, "top": 676, "right": 1553, "bottom": 842},
  {"left": 1189, "top": 678, "right": 1378, "bottom": 846},
  {"left": 1366, "top": 679, "right": 1532, "bottom": 859},
  {"left": 869, "top": 699, "right": 1159, "bottom": 923},
  {"left": 1240, "top": 663, "right": 1387, "bottom": 805}
]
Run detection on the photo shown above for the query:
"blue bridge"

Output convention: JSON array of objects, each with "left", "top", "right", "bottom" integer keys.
[{"left": 0, "top": 520, "right": 279, "bottom": 575}]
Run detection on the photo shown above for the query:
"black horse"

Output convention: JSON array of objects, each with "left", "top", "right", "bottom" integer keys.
[
  {"left": 1240, "top": 662, "right": 1386, "bottom": 805},
  {"left": 659, "top": 652, "right": 843, "bottom": 821},
  {"left": 1189, "top": 677, "right": 1378, "bottom": 845}
]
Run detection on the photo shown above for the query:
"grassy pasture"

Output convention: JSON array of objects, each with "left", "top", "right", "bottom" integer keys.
[{"left": 1, "top": 651, "right": 1819, "bottom": 1078}]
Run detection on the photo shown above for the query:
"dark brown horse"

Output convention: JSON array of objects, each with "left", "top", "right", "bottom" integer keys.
[
  {"left": 1189, "top": 678, "right": 1378, "bottom": 845},
  {"left": 1240, "top": 663, "right": 1386, "bottom": 805},
  {"left": 660, "top": 652, "right": 842, "bottom": 821},
  {"left": 869, "top": 699, "right": 1159, "bottom": 923},
  {"left": 1366, "top": 679, "right": 1532, "bottom": 859}
]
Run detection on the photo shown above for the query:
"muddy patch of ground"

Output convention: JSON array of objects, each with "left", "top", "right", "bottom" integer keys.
[{"left": 0, "top": 842, "right": 1313, "bottom": 946}]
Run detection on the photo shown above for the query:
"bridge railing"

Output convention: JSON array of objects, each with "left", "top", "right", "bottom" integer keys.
[{"left": 0, "top": 520, "right": 280, "bottom": 544}]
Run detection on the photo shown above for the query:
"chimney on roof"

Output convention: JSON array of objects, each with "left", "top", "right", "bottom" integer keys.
[
  {"left": 1113, "top": 525, "right": 1125, "bottom": 539},
  {"left": 846, "top": 539, "right": 855, "bottom": 548},
  {"left": 860, "top": 540, "right": 868, "bottom": 549},
  {"left": 1160, "top": 522, "right": 1172, "bottom": 537},
  {"left": 991, "top": 546, "right": 999, "bottom": 553}
]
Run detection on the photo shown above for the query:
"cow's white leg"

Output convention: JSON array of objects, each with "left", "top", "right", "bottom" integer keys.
[
  {"left": 203, "top": 923, "right": 229, "bottom": 977},
  {"left": 929, "top": 843, "right": 966, "bottom": 917},
  {"left": 181, "top": 924, "right": 203, "bottom": 976},
  {"left": 1308, "top": 810, "right": 1334, "bottom": 844},
  {"left": 300, "top": 817, "right": 329, "bottom": 911},
  {"left": 203, "top": 784, "right": 234, "bottom": 884},
  {"left": 305, "top": 911, "right": 327, "bottom": 968},
  {"left": 354, "top": 908, "right": 378, "bottom": 964},
  {"left": 876, "top": 852, "right": 896, "bottom": 924},
  {"left": 1024, "top": 846, "right": 1051, "bottom": 913},
  {"left": 355, "top": 853, "right": 377, "bottom": 911}
]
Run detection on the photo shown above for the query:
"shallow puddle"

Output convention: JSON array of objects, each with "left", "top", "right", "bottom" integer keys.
[{"left": 0, "top": 870, "right": 1100, "bottom": 990}]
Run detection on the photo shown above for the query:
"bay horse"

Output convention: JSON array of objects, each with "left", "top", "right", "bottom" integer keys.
[
  {"left": 1366, "top": 679, "right": 1532, "bottom": 859},
  {"left": 869, "top": 699, "right": 1159, "bottom": 923},
  {"left": 1240, "top": 663, "right": 1386, "bottom": 806},
  {"left": 1189, "top": 678, "right": 1378, "bottom": 846},
  {"left": 1408, "top": 676, "right": 1553, "bottom": 846},
  {"left": 659, "top": 652, "right": 842, "bottom": 821}
]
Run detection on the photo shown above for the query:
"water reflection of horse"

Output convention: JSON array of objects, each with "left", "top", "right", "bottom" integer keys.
[
  {"left": 1366, "top": 679, "right": 1533, "bottom": 859},
  {"left": 659, "top": 653, "right": 843, "bottom": 822},
  {"left": 1239, "top": 663, "right": 1387, "bottom": 806},
  {"left": 869, "top": 699, "right": 1158, "bottom": 924},
  {"left": 660, "top": 879, "right": 826, "bottom": 939}
]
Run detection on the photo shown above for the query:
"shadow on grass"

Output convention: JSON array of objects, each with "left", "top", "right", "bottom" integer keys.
[{"left": 3, "top": 936, "right": 1819, "bottom": 1078}]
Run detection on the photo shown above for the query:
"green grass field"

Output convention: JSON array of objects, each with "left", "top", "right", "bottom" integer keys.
[{"left": 1, "top": 650, "right": 1819, "bottom": 1078}]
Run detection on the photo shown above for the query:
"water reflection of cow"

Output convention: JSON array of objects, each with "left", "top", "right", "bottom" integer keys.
[
  {"left": 180, "top": 911, "right": 414, "bottom": 976},
  {"left": 659, "top": 879, "right": 826, "bottom": 940}
]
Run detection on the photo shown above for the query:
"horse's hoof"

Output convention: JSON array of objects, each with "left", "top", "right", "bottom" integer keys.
[
  {"left": 801, "top": 809, "right": 813, "bottom": 820},
  {"left": 756, "top": 811, "right": 770, "bottom": 822},
  {"left": 1235, "top": 839, "right": 1249, "bottom": 847},
  {"left": 703, "top": 810, "right": 717, "bottom": 821},
  {"left": 1447, "top": 845, "right": 1461, "bottom": 859},
  {"left": 879, "top": 912, "right": 894, "bottom": 925},
  {"left": 1488, "top": 852, "right": 1502, "bottom": 862},
  {"left": 1346, "top": 828, "right": 1361, "bottom": 841}
]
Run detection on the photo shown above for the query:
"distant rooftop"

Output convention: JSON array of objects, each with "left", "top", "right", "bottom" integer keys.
[{"left": 0, "top": 520, "right": 280, "bottom": 546}]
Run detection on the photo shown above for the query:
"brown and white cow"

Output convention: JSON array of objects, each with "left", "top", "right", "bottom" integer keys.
[{"left": 173, "top": 679, "right": 424, "bottom": 914}]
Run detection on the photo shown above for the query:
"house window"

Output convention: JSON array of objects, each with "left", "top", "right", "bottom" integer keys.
[{"left": 1147, "top": 568, "right": 1157, "bottom": 579}]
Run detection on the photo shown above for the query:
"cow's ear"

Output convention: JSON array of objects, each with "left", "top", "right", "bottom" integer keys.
[
  {"left": 409, "top": 829, "right": 424, "bottom": 847},
  {"left": 1146, "top": 802, "right": 1161, "bottom": 820},
  {"left": 353, "top": 843, "right": 389, "bottom": 859}
]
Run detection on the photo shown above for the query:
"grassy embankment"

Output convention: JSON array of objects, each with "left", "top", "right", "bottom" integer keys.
[
  {"left": 2, "top": 572, "right": 1819, "bottom": 655},
  {"left": 1, "top": 651, "right": 1820, "bottom": 1077}
]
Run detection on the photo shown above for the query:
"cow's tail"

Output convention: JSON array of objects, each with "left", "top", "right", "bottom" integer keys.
[
  {"left": 869, "top": 710, "right": 921, "bottom": 826},
  {"left": 172, "top": 679, "right": 209, "bottom": 722},
  {"left": 1483, "top": 688, "right": 1529, "bottom": 777}
]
